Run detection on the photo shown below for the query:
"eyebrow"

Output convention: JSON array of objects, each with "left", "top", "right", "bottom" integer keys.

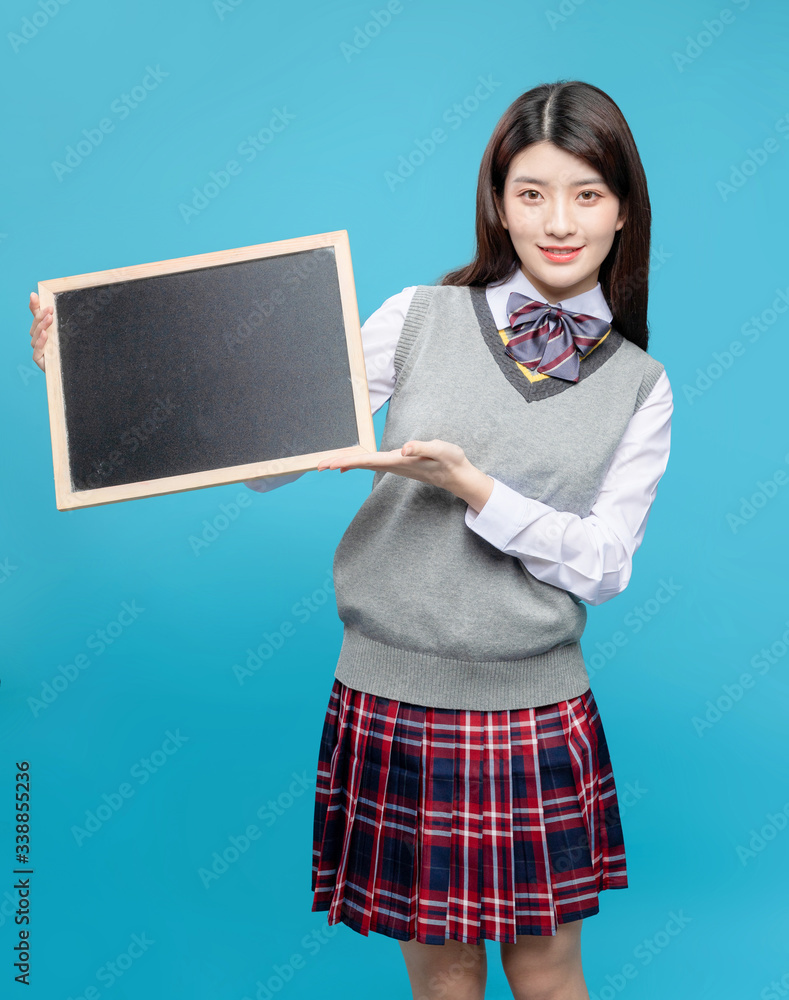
[{"left": 509, "top": 175, "right": 606, "bottom": 186}]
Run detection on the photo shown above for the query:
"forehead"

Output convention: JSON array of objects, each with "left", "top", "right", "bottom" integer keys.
[{"left": 505, "top": 142, "right": 605, "bottom": 187}]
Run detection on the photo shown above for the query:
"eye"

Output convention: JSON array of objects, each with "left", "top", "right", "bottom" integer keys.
[
  {"left": 579, "top": 190, "right": 601, "bottom": 202},
  {"left": 519, "top": 190, "right": 542, "bottom": 201}
]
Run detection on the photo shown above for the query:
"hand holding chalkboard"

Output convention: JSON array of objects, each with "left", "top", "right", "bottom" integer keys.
[
  {"left": 29, "top": 292, "right": 53, "bottom": 372},
  {"left": 36, "top": 230, "right": 376, "bottom": 510}
]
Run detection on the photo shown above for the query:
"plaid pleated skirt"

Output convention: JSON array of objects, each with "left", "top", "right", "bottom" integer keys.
[{"left": 311, "top": 678, "right": 628, "bottom": 945}]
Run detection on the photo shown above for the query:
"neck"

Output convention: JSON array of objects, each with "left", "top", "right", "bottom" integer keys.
[{"left": 519, "top": 264, "right": 598, "bottom": 305}]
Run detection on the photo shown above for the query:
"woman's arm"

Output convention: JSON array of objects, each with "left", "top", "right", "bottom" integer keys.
[
  {"left": 464, "top": 371, "right": 673, "bottom": 605},
  {"left": 243, "top": 286, "right": 418, "bottom": 493}
]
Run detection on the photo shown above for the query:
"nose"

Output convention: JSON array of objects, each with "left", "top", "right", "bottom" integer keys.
[{"left": 544, "top": 196, "right": 577, "bottom": 239}]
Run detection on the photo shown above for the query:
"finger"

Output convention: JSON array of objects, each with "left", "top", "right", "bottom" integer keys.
[
  {"left": 33, "top": 313, "right": 52, "bottom": 334},
  {"left": 31, "top": 297, "right": 53, "bottom": 321},
  {"left": 320, "top": 458, "right": 366, "bottom": 471},
  {"left": 29, "top": 292, "right": 51, "bottom": 319},
  {"left": 318, "top": 449, "right": 383, "bottom": 470},
  {"left": 31, "top": 320, "right": 50, "bottom": 350},
  {"left": 32, "top": 332, "right": 48, "bottom": 364},
  {"left": 401, "top": 439, "right": 434, "bottom": 457},
  {"left": 30, "top": 308, "right": 53, "bottom": 345}
]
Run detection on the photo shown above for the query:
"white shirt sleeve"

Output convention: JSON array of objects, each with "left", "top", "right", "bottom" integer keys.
[
  {"left": 464, "top": 370, "right": 673, "bottom": 605},
  {"left": 243, "top": 287, "right": 417, "bottom": 493}
]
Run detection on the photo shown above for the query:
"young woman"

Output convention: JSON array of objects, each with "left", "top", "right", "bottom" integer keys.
[{"left": 29, "top": 79, "right": 672, "bottom": 1000}]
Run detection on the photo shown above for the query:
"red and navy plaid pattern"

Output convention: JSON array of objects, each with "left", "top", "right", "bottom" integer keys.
[{"left": 311, "top": 678, "right": 628, "bottom": 945}]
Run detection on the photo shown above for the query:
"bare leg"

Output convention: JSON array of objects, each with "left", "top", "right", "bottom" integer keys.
[
  {"left": 499, "top": 918, "right": 588, "bottom": 1000},
  {"left": 398, "top": 936, "right": 488, "bottom": 1000}
]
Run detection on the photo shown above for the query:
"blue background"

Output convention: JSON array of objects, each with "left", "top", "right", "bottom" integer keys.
[{"left": 2, "top": 0, "right": 788, "bottom": 997}]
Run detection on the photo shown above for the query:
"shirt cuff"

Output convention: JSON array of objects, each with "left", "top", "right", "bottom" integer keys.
[
  {"left": 464, "top": 477, "right": 551, "bottom": 550},
  {"left": 243, "top": 470, "right": 307, "bottom": 493}
]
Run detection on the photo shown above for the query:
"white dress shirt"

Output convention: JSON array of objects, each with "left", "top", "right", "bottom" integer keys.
[{"left": 245, "top": 270, "right": 673, "bottom": 606}]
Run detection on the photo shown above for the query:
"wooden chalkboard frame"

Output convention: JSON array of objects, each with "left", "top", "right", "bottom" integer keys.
[{"left": 39, "top": 230, "right": 376, "bottom": 511}]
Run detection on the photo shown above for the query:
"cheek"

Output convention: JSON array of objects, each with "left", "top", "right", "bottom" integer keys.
[
  {"left": 595, "top": 208, "right": 624, "bottom": 241},
  {"left": 506, "top": 212, "right": 539, "bottom": 240},
  {"left": 585, "top": 221, "right": 615, "bottom": 247}
]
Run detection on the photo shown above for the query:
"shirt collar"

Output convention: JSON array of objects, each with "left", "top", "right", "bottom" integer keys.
[{"left": 486, "top": 266, "right": 613, "bottom": 329}]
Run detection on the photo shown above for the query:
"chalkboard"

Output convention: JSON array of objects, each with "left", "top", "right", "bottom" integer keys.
[{"left": 38, "top": 230, "right": 375, "bottom": 511}]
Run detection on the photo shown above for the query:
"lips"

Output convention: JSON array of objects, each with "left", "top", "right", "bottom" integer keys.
[{"left": 539, "top": 245, "right": 584, "bottom": 262}]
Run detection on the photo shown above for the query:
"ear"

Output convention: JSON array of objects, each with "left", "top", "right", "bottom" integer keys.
[{"left": 615, "top": 201, "right": 627, "bottom": 231}]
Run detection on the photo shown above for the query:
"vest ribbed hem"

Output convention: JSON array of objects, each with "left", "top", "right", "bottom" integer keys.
[{"left": 333, "top": 625, "right": 591, "bottom": 711}]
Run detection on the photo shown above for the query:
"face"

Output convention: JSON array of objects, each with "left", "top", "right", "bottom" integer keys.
[{"left": 493, "top": 141, "right": 626, "bottom": 304}]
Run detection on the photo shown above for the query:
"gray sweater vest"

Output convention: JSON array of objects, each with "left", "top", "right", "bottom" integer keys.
[{"left": 332, "top": 284, "right": 665, "bottom": 710}]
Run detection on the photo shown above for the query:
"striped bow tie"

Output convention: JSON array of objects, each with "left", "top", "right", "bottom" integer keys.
[{"left": 504, "top": 291, "right": 611, "bottom": 382}]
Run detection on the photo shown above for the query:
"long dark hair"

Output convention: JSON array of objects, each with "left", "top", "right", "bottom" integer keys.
[{"left": 438, "top": 80, "right": 652, "bottom": 351}]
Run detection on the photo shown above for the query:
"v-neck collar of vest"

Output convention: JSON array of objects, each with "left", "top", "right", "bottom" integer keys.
[{"left": 467, "top": 284, "right": 624, "bottom": 404}]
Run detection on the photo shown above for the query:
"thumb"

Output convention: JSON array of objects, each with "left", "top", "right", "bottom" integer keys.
[{"left": 401, "top": 439, "right": 432, "bottom": 457}]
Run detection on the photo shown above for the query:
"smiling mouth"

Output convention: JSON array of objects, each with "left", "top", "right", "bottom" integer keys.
[{"left": 538, "top": 245, "right": 584, "bottom": 261}]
